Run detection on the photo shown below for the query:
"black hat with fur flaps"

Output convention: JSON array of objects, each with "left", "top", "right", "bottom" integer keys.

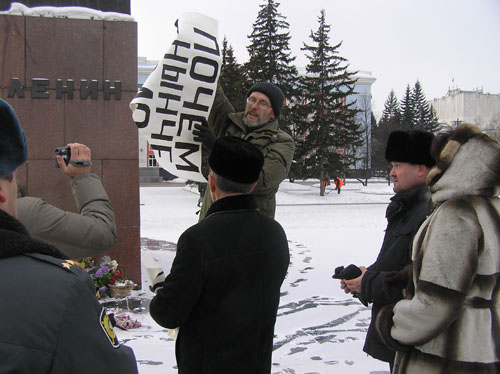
[
  {"left": 0, "top": 99, "right": 27, "bottom": 178},
  {"left": 208, "top": 136, "right": 264, "bottom": 184},
  {"left": 385, "top": 129, "right": 435, "bottom": 167}
]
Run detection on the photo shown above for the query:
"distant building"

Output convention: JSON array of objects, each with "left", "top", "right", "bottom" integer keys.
[
  {"left": 429, "top": 88, "right": 500, "bottom": 140},
  {"left": 351, "top": 71, "right": 376, "bottom": 172}
]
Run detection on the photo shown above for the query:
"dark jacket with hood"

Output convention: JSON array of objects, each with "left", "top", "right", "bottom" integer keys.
[
  {"left": 360, "top": 183, "right": 432, "bottom": 363},
  {"left": 150, "top": 194, "right": 290, "bottom": 374},
  {"left": 0, "top": 209, "right": 137, "bottom": 374}
]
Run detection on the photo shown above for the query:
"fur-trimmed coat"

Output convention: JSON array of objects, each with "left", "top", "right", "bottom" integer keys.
[{"left": 377, "top": 124, "right": 500, "bottom": 374}]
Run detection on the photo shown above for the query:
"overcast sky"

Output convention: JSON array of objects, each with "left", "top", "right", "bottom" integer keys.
[{"left": 131, "top": 0, "right": 500, "bottom": 118}]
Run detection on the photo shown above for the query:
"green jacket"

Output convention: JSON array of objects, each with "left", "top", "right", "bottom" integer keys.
[{"left": 198, "top": 84, "right": 295, "bottom": 220}]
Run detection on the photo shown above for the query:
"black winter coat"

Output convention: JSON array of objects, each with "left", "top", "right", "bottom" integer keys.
[
  {"left": 0, "top": 209, "right": 137, "bottom": 374},
  {"left": 360, "top": 184, "right": 432, "bottom": 363},
  {"left": 150, "top": 194, "right": 290, "bottom": 374}
]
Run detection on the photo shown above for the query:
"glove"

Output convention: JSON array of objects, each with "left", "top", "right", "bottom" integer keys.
[
  {"left": 193, "top": 119, "right": 216, "bottom": 150},
  {"left": 147, "top": 268, "right": 166, "bottom": 294}
]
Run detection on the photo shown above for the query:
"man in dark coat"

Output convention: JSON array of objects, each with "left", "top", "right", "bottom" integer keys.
[
  {"left": 340, "top": 130, "right": 435, "bottom": 370},
  {"left": 0, "top": 98, "right": 137, "bottom": 374},
  {"left": 149, "top": 136, "right": 290, "bottom": 374}
]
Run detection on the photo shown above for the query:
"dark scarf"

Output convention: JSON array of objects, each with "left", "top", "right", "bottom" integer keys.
[
  {"left": 0, "top": 209, "right": 68, "bottom": 260},
  {"left": 386, "top": 183, "right": 430, "bottom": 222}
]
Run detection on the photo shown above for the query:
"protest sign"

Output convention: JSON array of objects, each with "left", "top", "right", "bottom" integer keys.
[{"left": 130, "top": 13, "right": 221, "bottom": 182}]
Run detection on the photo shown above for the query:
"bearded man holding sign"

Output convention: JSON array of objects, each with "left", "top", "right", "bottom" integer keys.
[
  {"left": 194, "top": 81, "right": 295, "bottom": 220},
  {"left": 130, "top": 13, "right": 294, "bottom": 220}
]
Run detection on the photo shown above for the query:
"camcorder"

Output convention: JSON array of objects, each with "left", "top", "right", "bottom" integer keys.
[
  {"left": 54, "top": 147, "right": 92, "bottom": 168},
  {"left": 332, "top": 264, "right": 368, "bottom": 306},
  {"left": 54, "top": 147, "right": 70, "bottom": 168}
]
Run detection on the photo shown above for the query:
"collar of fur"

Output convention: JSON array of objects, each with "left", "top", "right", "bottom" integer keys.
[
  {"left": 427, "top": 123, "right": 500, "bottom": 205},
  {"left": 0, "top": 209, "right": 68, "bottom": 260}
]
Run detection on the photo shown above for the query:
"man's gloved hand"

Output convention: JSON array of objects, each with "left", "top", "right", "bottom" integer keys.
[
  {"left": 147, "top": 268, "right": 166, "bottom": 294},
  {"left": 193, "top": 119, "right": 216, "bottom": 150}
]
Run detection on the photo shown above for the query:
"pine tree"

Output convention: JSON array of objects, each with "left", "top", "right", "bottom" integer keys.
[
  {"left": 294, "top": 9, "right": 362, "bottom": 195},
  {"left": 372, "top": 90, "right": 400, "bottom": 175},
  {"left": 380, "top": 90, "right": 401, "bottom": 127},
  {"left": 412, "top": 80, "right": 430, "bottom": 130},
  {"left": 400, "top": 84, "right": 415, "bottom": 130},
  {"left": 426, "top": 104, "right": 441, "bottom": 133},
  {"left": 245, "top": 0, "right": 299, "bottom": 136},
  {"left": 219, "top": 37, "right": 247, "bottom": 112}
]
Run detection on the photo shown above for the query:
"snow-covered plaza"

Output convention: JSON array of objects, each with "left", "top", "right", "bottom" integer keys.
[{"left": 115, "top": 179, "right": 395, "bottom": 374}]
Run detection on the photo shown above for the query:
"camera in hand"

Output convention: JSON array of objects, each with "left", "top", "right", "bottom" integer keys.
[
  {"left": 332, "top": 264, "right": 368, "bottom": 306},
  {"left": 54, "top": 147, "right": 70, "bottom": 168},
  {"left": 332, "top": 264, "right": 362, "bottom": 280}
]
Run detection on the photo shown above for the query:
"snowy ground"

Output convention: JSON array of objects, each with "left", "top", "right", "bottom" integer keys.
[{"left": 111, "top": 179, "right": 395, "bottom": 374}]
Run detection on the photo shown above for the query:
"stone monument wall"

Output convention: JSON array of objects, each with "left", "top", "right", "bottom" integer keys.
[{"left": 0, "top": 14, "right": 141, "bottom": 284}]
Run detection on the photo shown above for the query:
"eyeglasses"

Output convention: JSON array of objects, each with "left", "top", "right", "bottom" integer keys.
[{"left": 247, "top": 96, "right": 271, "bottom": 109}]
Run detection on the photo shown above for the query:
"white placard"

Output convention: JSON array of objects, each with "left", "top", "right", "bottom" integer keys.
[{"left": 130, "top": 13, "right": 221, "bottom": 182}]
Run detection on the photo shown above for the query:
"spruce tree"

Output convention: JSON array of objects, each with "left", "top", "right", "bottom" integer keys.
[
  {"left": 426, "top": 104, "right": 441, "bottom": 133},
  {"left": 294, "top": 9, "right": 362, "bottom": 194},
  {"left": 245, "top": 0, "right": 299, "bottom": 136},
  {"left": 220, "top": 37, "right": 247, "bottom": 112},
  {"left": 371, "top": 90, "right": 400, "bottom": 179},
  {"left": 412, "top": 80, "right": 430, "bottom": 130},
  {"left": 400, "top": 84, "right": 415, "bottom": 130}
]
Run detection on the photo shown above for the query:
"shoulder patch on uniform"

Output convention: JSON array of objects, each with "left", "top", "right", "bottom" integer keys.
[
  {"left": 99, "top": 308, "right": 120, "bottom": 348},
  {"left": 24, "top": 253, "right": 79, "bottom": 273},
  {"left": 61, "top": 259, "right": 78, "bottom": 270}
]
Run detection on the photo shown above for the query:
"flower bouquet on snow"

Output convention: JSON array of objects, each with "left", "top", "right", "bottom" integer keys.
[{"left": 78, "top": 256, "right": 136, "bottom": 299}]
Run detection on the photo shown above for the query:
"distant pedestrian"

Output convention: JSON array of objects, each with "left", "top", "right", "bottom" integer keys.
[
  {"left": 149, "top": 136, "right": 290, "bottom": 374},
  {"left": 333, "top": 176, "right": 343, "bottom": 194}
]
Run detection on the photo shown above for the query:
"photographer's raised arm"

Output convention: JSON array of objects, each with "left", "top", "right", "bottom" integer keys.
[{"left": 17, "top": 143, "right": 117, "bottom": 258}]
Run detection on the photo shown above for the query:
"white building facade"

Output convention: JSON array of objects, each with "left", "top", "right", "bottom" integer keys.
[{"left": 429, "top": 88, "right": 500, "bottom": 140}]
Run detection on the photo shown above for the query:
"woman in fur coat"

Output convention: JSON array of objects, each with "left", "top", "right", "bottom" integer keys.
[{"left": 376, "top": 123, "right": 500, "bottom": 374}]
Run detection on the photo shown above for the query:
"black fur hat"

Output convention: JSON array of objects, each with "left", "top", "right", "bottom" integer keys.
[
  {"left": 246, "top": 82, "right": 285, "bottom": 117},
  {"left": 0, "top": 99, "right": 27, "bottom": 178},
  {"left": 385, "top": 129, "right": 435, "bottom": 167},
  {"left": 209, "top": 136, "right": 264, "bottom": 184}
]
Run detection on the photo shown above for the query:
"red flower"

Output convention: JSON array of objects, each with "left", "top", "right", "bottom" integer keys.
[
  {"left": 110, "top": 276, "right": 117, "bottom": 285},
  {"left": 115, "top": 270, "right": 122, "bottom": 278}
]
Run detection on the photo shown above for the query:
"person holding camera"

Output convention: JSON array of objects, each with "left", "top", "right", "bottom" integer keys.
[
  {"left": 339, "top": 129, "right": 435, "bottom": 370},
  {"left": 17, "top": 142, "right": 116, "bottom": 259},
  {"left": 0, "top": 99, "right": 137, "bottom": 373}
]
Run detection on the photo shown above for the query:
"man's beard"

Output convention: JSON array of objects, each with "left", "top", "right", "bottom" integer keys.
[{"left": 243, "top": 112, "right": 271, "bottom": 128}]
